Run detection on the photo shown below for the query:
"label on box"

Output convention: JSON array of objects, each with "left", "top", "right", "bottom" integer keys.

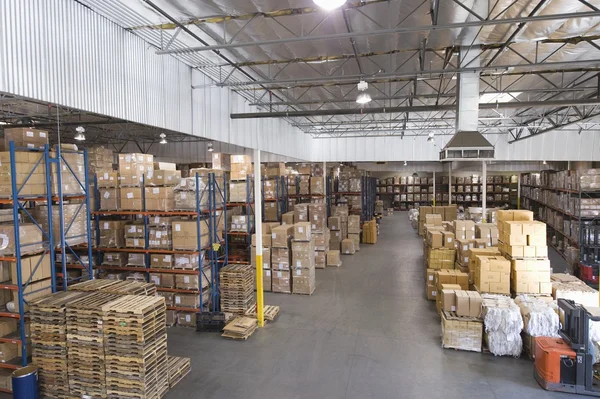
[
  {"left": 153, "top": 188, "right": 159, "bottom": 194},
  {"left": 26, "top": 131, "right": 34, "bottom": 137},
  {"left": 127, "top": 192, "right": 134, "bottom": 199},
  {"left": 151, "top": 276, "right": 160, "bottom": 285},
  {"left": 296, "top": 261, "right": 301, "bottom": 267},
  {"left": 314, "top": 215, "right": 318, "bottom": 221},
  {"left": 27, "top": 143, "right": 34, "bottom": 148},
  {"left": 185, "top": 315, "right": 191, "bottom": 322},
  {"left": 134, "top": 239, "right": 139, "bottom": 246},
  {"left": 277, "top": 272, "right": 282, "bottom": 278},
  {"left": 180, "top": 192, "right": 187, "bottom": 199},
  {"left": 432, "top": 291, "right": 436, "bottom": 297},
  {"left": 129, "top": 226, "right": 136, "bottom": 233},
  {"left": 451, "top": 305, "right": 456, "bottom": 311},
  {"left": 103, "top": 191, "right": 110, "bottom": 199},
  {"left": 278, "top": 263, "right": 284, "bottom": 269},
  {"left": 298, "top": 227, "right": 303, "bottom": 233},
  {"left": 165, "top": 255, "right": 172, "bottom": 261},
  {"left": 263, "top": 263, "right": 269, "bottom": 269},
  {"left": 447, "top": 238, "right": 451, "bottom": 243},
  {"left": 312, "top": 224, "right": 316, "bottom": 229},
  {"left": 175, "top": 296, "right": 181, "bottom": 304},
  {"left": 184, "top": 276, "right": 189, "bottom": 283},
  {"left": 296, "top": 270, "right": 301, "bottom": 276},
  {"left": 428, "top": 275, "right": 433, "bottom": 281},
  {"left": 265, "top": 270, "right": 271, "bottom": 276},
  {"left": 272, "top": 233, "right": 276, "bottom": 239},
  {"left": 156, "top": 231, "right": 162, "bottom": 238},
  {"left": 103, "top": 222, "right": 109, "bottom": 230},
  {"left": 40, "top": 132, "right": 47, "bottom": 138},
  {"left": 104, "top": 172, "right": 109, "bottom": 179},
  {"left": 175, "top": 224, "right": 181, "bottom": 232}
]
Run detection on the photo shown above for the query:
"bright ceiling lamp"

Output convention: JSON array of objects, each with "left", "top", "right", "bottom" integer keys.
[
  {"left": 356, "top": 80, "right": 372, "bottom": 105},
  {"left": 207, "top": 142, "right": 214, "bottom": 152},
  {"left": 313, "top": 0, "right": 346, "bottom": 10},
  {"left": 159, "top": 133, "right": 167, "bottom": 144},
  {"left": 74, "top": 126, "right": 86, "bottom": 141}
]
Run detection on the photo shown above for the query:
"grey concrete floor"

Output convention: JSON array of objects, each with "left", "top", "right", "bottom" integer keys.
[{"left": 164, "top": 213, "right": 574, "bottom": 399}]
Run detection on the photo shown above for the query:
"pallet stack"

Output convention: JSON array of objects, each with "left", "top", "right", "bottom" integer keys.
[
  {"left": 219, "top": 264, "right": 255, "bottom": 314},
  {"left": 103, "top": 295, "right": 169, "bottom": 398},
  {"left": 30, "top": 291, "right": 89, "bottom": 399},
  {"left": 66, "top": 292, "right": 121, "bottom": 398}
]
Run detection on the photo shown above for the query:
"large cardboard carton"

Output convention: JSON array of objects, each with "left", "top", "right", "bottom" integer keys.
[
  {"left": 271, "top": 225, "right": 293, "bottom": 248},
  {"left": 441, "top": 312, "right": 483, "bottom": 352},
  {"left": 341, "top": 239, "right": 355, "bottom": 255},
  {"left": 10, "top": 254, "right": 51, "bottom": 285},
  {"left": 327, "top": 250, "right": 341, "bottom": 266},
  {"left": 172, "top": 220, "right": 209, "bottom": 250},
  {"left": 271, "top": 248, "right": 291, "bottom": 270},
  {"left": 292, "top": 240, "right": 315, "bottom": 269},
  {"left": 0, "top": 224, "right": 43, "bottom": 256},
  {"left": 282, "top": 212, "right": 294, "bottom": 225},
  {"left": 293, "top": 222, "right": 312, "bottom": 242},
  {"left": 272, "top": 270, "right": 291, "bottom": 293},
  {"left": 292, "top": 267, "right": 315, "bottom": 295}
]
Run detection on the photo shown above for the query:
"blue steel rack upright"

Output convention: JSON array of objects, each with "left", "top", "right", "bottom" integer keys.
[
  {"left": 207, "top": 172, "right": 228, "bottom": 311},
  {"left": 51, "top": 145, "right": 94, "bottom": 290},
  {"left": 226, "top": 176, "right": 254, "bottom": 265}
]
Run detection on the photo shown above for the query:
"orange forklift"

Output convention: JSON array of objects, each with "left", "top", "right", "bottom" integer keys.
[{"left": 535, "top": 299, "right": 600, "bottom": 396}]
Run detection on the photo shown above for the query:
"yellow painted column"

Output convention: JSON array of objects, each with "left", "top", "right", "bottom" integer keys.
[{"left": 253, "top": 148, "right": 264, "bottom": 327}]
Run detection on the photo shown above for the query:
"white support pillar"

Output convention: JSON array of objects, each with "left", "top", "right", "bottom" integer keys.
[
  {"left": 448, "top": 162, "right": 452, "bottom": 205},
  {"left": 323, "top": 162, "right": 326, "bottom": 198},
  {"left": 517, "top": 173, "right": 521, "bottom": 210},
  {"left": 482, "top": 161, "right": 487, "bottom": 223},
  {"left": 253, "top": 149, "right": 264, "bottom": 327},
  {"left": 433, "top": 171, "right": 436, "bottom": 206}
]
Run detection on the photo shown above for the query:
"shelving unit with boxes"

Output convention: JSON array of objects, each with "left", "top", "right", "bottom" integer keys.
[
  {"left": 0, "top": 129, "right": 94, "bottom": 386},
  {"left": 93, "top": 155, "right": 227, "bottom": 325},
  {"left": 521, "top": 169, "right": 600, "bottom": 285},
  {"left": 227, "top": 155, "right": 254, "bottom": 265}
]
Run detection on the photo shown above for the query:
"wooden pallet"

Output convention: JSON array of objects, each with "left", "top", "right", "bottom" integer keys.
[
  {"left": 167, "top": 356, "right": 191, "bottom": 388},
  {"left": 327, "top": 262, "right": 342, "bottom": 268},
  {"left": 245, "top": 304, "right": 280, "bottom": 321},
  {"left": 221, "top": 316, "right": 258, "bottom": 340}
]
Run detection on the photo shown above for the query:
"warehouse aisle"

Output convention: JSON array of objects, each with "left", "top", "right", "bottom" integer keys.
[{"left": 165, "top": 214, "right": 570, "bottom": 399}]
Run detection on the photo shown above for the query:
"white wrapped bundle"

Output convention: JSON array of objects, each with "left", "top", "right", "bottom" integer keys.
[
  {"left": 482, "top": 294, "right": 523, "bottom": 357},
  {"left": 515, "top": 295, "right": 560, "bottom": 338},
  {"left": 485, "top": 331, "right": 523, "bottom": 357},
  {"left": 408, "top": 209, "right": 419, "bottom": 222}
]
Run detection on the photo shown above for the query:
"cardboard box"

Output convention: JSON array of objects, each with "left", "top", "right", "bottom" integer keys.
[
  {"left": 282, "top": 212, "right": 294, "bottom": 225},
  {"left": 455, "top": 290, "right": 470, "bottom": 316},
  {"left": 251, "top": 247, "right": 271, "bottom": 270},
  {"left": 315, "top": 251, "right": 326, "bottom": 269},
  {"left": 173, "top": 293, "right": 199, "bottom": 308},
  {"left": 328, "top": 217, "right": 341, "bottom": 231},
  {"left": 341, "top": 239, "right": 355, "bottom": 255},
  {"left": 426, "top": 284, "right": 437, "bottom": 301},
  {"left": 327, "top": 250, "right": 341, "bottom": 266},
  {"left": 176, "top": 274, "right": 200, "bottom": 290},
  {"left": 292, "top": 241, "right": 314, "bottom": 269},
  {"left": 313, "top": 228, "right": 330, "bottom": 251},
  {"left": 271, "top": 225, "right": 293, "bottom": 248},
  {"left": 172, "top": 220, "right": 209, "bottom": 250},
  {"left": 263, "top": 269, "right": 272, "bottom": 292},
  {"left": 428, "top": 231, "right": 443, "bottom": 248},
  {"left": 441, "top": 289, "right": 456, "bottom": 312},
  {"left": 348, "top": 233, "right": 360, "bottom": 251},
  {"left": 97, "top": 170, "right": 119, "bottom": 188},
  {"left": 174, "top": 254, "right": 201, "bottom": 270},
  {"left": 292, "top": 267, "right": 315, "bottom": 295},
  {"left": 150, "top": 254, "right": 173, "bottom": 269},
  {"left": 177, "top": 312, "right": 197, "bottom": 328},
  {"left": 294, "top": 204, "right": 309, "bottom": 223},
  {"left": 271, "top": 247, "right": 290, "bottom": 270},
  {"left": 272, "top": 270, "right": 291, "bottom": 293},
  {"left": 442, "top": 231, "right": 455, "bottom": 248},
  {"left": 0, "top": 343, "right": 17, "bottom": 362},
  {"left": 293, "top": 222, "right": 312, "bottom": 241},
  {"left": 0, "top": 224, "right": 43, "bottom": 256},
  {"left": 148, "top": 170, "right": 181, "bottom": 186},
  {"left": 251, "top": 234, "right": 272, "bottom": 247}
]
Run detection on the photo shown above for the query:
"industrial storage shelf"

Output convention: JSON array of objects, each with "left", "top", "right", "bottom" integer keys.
[
  {"left": 288, "top": 194, "right": 324, "bottom": 198},
  {"left": 92, "top": 210, "right": 204, "bottom": 216},
  {"left": 522, "top": 195, "right": 587, "bottom": 219},
  {"left": 0, "top": 312, "right": 19, "bottom": 319},
  {"left": 0, "top": 282, "right": 18, "bottom": 291},
  {"left": 0, "top": 388, "right": 11, "bottom": 394},
  {"left": 0, "top": 332, "right": 22, "bottom": 344},
  {"left": 96, "top": 265, "right": 201, "bottom": 275},
  {"left": 167, "top": 306, "right": 199, "bottom": 313},
  {"left": 228, "top": 231, "right": 250, "bottom": 236},
  {"left": 157, "top": 287, "right": 204, "bottom": 293},
  {"left": 0, "top": 357, "right": 29, "bottom": 370},
  {"left": 335, "top": 191, "right": 361, "bottom": 196},
  {"left": 95, "top": 247, "right": 205, "bottom": 254},
  {"left": 521, "top": 184, "right": 580, "bottom": 194},
  {"left": 0, "top": 194, "right": 87, "bottom": 205}
]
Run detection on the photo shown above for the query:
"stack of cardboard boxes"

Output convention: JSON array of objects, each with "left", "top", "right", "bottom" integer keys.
[
  {"left": 2, "top": 127, "right": 48, "bottom": 150},
  {"left": 298, "top": 175, "right": 310, "bottom": 195},
  {"left": 328, "top": 216, "right": 342, "bottom": 251},
  {"left": 418, "top": 206, "right": 458, "bottom": 236},
  {"left": 230, "top": 155, "right": 252, "bottom": 181},
  {"left": 310, "top": 177, "right": 324, "bottom": 195},
  {"left": 309, "top": 204, "right": 329, "bottom": 269},
  {"left": 472, "top": 255, "right": 511, "bottom": 295},
  {"left": 348, "top": 215, "right": 361, "bottom": 251},
  {"left": 362, "top": 220, "right": 377, "bottom": 244},
  {"left": 292, "top": 222, "right": 316, "bottom": 295},
  {"left": 98, "top": 170, "right": 119, "bottom": 210},
  {"left": 0, "top": 151, "right": 47, "bottom": 197},
  {"left": 271, "top": 224, "right": 293, "bottom": 293}
]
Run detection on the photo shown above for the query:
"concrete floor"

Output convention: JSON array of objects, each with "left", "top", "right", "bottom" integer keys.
[{"left": 164, "top": 213, "right": 574, "bottom": 399}]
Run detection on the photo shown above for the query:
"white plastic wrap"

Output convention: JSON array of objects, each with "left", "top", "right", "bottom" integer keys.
[
  {"left": 408, "top": 209, "right": 419, "bottom": 222},
  {"left": 515, "top": 295, "right": 560, "bottom": 338},
  {"left": 482, "top": 294, "right": 523, "bottom": 357}
]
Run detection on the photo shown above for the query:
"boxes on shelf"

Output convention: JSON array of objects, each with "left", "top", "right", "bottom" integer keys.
[
  {"left": 99, "top": 188, "right": 119, "bottom": 210},
  {"left": 3, "top": 127, "right": 48, "bottom": 150},
  {"left": 148, "top": 170, "right": 181, "bottom": 187},
  {"left": 174, "top": 293, "right": 200, "bottom": 308},
  {"left": 282, "top": 212, "right": 294, "bottom": 225},
  {"left": 230, "top": 155, "right": 252, "bottom": 180},
  {"left": 97, "top": 170, "right": 118, "bottom": 188},
  {"left": 0, "top": 224, "right": 44, "bottom": 256},
  {"left": 0, "top": 151, "right": 47, "bottom": 197},
  {"left": 35, "top": 203, "right": 88, "bottom": 247},
  {"left": 262, "top": 162, "right": 285, "bottom": 177},
  {"left": 104, "top": 252, "right": 127, "bottom": 266},
  {"left": 145, "top": 186, "right": 175, "bottom": 211},
  {"left": 294, "top": 203, "right": 309, "bottom": 223},
  {"left": 264, "top": 202, "right": 279, "bottom": 222},
  {"left": 310, "top": 178, "right": 324, "bottom": 195},
  {"left": 294, "top": 222, "right": 312, "bottom": 241},
  {"left": 174, "top": 254, "right": 202, "bottom": 270},
  {"left": 120, "top": 187, "right": 143, "bottom": 210},
  {"left": 99, "top": 221, "right": 126, "bottom": 248},
  {"left": 211, "top": 152, "right": 230, "bottom": 171},
  {"left": 118, "top": 153, "right": 153, "bottom": 186},
  {"left": 151, "top": 254, "right": 174, "bottom": 269},
  {"left": 172, "top": 220, "right": 209, "bottom": 250},
  {"left": 230, "top": 215, "right": 253, "bottom": 233},
  {"left": 149, "top": 226, "right": 172, "bottom": 249},
  {"left": 9, "top": 254, "right": 51, "bottom": 284}
]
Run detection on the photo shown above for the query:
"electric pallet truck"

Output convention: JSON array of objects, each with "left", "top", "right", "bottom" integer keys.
[{"left": 535, "top": 298, "right": 600, "bottom": 396}]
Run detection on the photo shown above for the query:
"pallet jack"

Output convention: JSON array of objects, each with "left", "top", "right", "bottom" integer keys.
[{"left": 534, "top": 298, "right": 600, "bottom": 396}]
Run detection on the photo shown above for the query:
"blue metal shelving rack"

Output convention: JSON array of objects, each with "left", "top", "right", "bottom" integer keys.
[
  {"left": 93, "top": 170, "right": 226, "bottom": 313},
  {"left": 261, "top": 176, "right": 287, "bottom": 222},
  {"left": 0, "top": 142, "right": 92, "bottom": 372}
]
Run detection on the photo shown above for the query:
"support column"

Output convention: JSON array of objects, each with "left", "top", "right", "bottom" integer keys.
[
  {"left": 517, "top": 173, "right": 521, "bottom": 210},
  {"left": 448, "top": 162, "right": 452, "bottom": 205},
  {"left": 253, "top": 149, "right": 264, "bottom": 327},
  {"left": 433, "top": 171, "right": 436, "bottom": 206},
  {"left": 323, "top": 162, "right": 326, "bottom": 198},
  {"left": 482, "top": 161, "right": 487, "bottom": 223}
]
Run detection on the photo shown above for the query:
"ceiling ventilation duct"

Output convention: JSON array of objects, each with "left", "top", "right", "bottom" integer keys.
[{"left": 439, "top": 131, "right": 494, "bottom": 162}]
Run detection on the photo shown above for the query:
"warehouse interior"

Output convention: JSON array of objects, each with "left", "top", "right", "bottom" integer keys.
[{"left": 1, "top": 0, "right": 600, "bottom": 397}]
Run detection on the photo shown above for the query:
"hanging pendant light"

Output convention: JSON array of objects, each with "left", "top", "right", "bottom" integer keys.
[
  {"left": 74, "top": 126, "right": 86, "bottom": 141},
  {"left": 159, "top": 133, "right": 167, "bottom": 144},
  {"left": 356, "top": 80, "right": 372, "bottom": 105}
]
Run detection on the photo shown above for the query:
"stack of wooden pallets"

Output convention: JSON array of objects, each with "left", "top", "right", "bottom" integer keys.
[
  {"left": 103, "top": 295, "right": 169, "bottom": 398},
  {"left": 30, "top": 291, "right": 89, "bottom": 399},
  {"left": 219, "top": 264, "right": 255, "bottom": 315},
  {"left": 66, "top": 292, "right": 121, "bottom": 398},
  {"left": 69, "top": 279, "right": 157, "bottom": 296},
  {"left": 167, "top": 356, "right": 191, "bottom": 388}
]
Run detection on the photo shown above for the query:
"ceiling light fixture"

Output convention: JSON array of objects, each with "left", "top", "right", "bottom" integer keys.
[
  {"left": 159, "top": 133, "right": 167, "bottom": 145},
  {"left": 404, "top": 161, "right": 407, "bottom": 166},
  {"left": 207, "top": 142, "right": 214, "bottom": 152},
  {"left": 356, "top": 80, "right": 372, "bottom": 105},
  {"left": 542, "top": 160, "right": 547, "bottom": 165},
  {"left": 313, "top": 0, "right": 346, "bottom": 10},
  {"left": 427, "top": 132, "right": 435, "bottom": 143},
  {"left": 74, "top": 126, "right": 86, "bottom": 141}
]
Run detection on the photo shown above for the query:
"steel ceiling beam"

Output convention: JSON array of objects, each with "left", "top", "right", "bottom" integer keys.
[
  {"left": 215, "top": 59, "right": 600, "bottom": 88},
  {"left": 231, "top": 98, "right": 600, "bottom": 119},
  {"left": 156, "top": 11, "right": 600, "bottom": 55}
]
